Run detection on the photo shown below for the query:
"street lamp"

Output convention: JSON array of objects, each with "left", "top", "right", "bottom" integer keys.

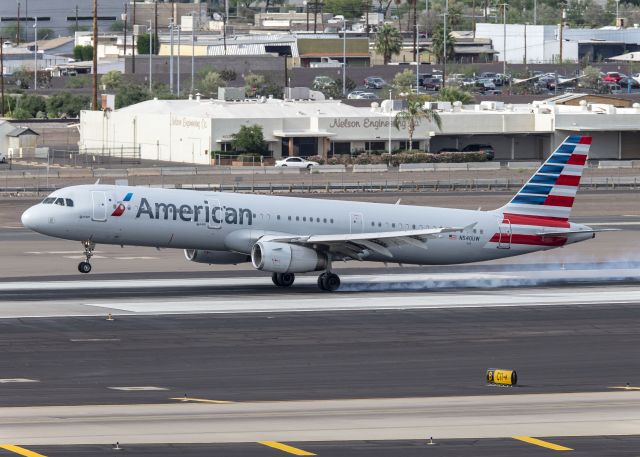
[
  {"left": 342, "top": 18, "right": 347, "bottom": 96},
  {"left": 191, "top": 12, "right": 196, "bottom": 94},
  {"left": 616, "top": 0, "right": 620, "bottom": 22},
  {"left": 388, "top": 89, "right": 392, "bottom": 153},
  {"left": 148, "top": 20, "right": 153, "bottom": 91},
  {"left": 121, "top": 7, "right": 127, "bottom": 61},
  {"left": 303, "top": 1, "right": 309, "bottom": 32},
  {"left": 169, "top": 18, "right": 174, "bottom": 94},
  {"left": 177, "top": 25, "right": 181, "bottom": 96},
  {"left": 442, "top": 0, "right": 448, "bottom": 89}
]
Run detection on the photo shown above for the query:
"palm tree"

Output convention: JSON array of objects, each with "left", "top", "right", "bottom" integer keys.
[
  {"left": 430, "top": 22, "right": 455, "bottom": 64},
  {"left": 393, "top": 96, "right": 442, "bottom": 151},
  {"left": 437, "top": 87, "right": 475, "bottom": 104},
  {"left": 374, "top": 24, "right": 402, "bottom": 65}
]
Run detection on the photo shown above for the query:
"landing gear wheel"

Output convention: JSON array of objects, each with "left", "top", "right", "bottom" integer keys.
[
  {"left": 272, "top": 272, "right": 295, "bottom": 287},
  {"left": 78, "top": 240, "right": 95, "bottom": 274},
  {"left": 317, "top": 273, "right": 328, "bottom": 290},
  {"left": 318, "top": 272, "right": 340, "bottom": 292}
]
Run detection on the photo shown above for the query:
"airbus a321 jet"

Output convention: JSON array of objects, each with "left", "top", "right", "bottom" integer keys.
[{"left": 22, "top": 135, "right": 600, "bottom": 291}]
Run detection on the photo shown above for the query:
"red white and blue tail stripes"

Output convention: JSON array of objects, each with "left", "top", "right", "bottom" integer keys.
[{"left": 502, "top": 135, "right": 591, "bottom": 221}]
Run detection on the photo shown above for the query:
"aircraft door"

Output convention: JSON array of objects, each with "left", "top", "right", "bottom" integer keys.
[
  {"left": 205, "top": 197, "right": 223, "bottom": 229},
  {"left": 498, "top": 219, "right": 512, "bottom": 249},
  {"left": 91, "top": 191, "right": 107, "bottom": 222},
  {"left": 349, "top": 212, "right": 364, "bottom": 233}
]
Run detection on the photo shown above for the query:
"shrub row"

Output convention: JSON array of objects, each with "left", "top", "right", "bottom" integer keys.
[{"left": 308, "top": 151, "right": 487, "bottom": 166}]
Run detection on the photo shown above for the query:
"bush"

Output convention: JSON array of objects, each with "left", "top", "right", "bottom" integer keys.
[
  {"left": 236, "top": 153, "right": 262, "bottom": 162},
  {"left": 307, "top": 155, "right": 325, "bottom": 165}
]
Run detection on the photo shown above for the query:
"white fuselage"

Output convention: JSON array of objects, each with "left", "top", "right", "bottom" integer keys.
[{"left": 21, "top": 184, "right": 592, "bottom": 266}]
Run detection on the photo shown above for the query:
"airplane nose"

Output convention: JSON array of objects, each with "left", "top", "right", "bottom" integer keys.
[{"left": 21, "top": 206, "right": 40, "bottom": 230}]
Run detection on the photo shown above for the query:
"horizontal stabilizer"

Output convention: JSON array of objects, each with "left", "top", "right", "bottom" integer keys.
[{"left": 536, "top": 228, "right": 620, "bottom": 236}]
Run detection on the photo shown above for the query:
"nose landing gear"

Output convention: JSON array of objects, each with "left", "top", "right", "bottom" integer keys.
[{"left": 78, "top": 241, "right": 95, "bottom": 274}]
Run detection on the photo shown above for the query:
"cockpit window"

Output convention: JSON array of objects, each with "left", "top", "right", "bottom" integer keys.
[
  {"left": 42, "top": 198, "right": 55, "bottom": 204},
  {"left": 54, "top": 198, "right": 65, "bottom": 206},
  {"left": 65, "top": 199, "right": 74, "bottom": 207}
]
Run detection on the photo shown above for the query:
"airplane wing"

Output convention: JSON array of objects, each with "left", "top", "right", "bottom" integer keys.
[{"left": 260, "top": 224, "right": 475, "bottom": 259}]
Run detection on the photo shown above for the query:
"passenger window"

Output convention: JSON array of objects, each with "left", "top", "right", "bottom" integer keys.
[
  {"left": 330, "top": 219, "right": 334, "bottom": 223},
  {"left": 296, "top": 216, "right": 299, "bottom": 221},
  {"left": 54, "top": 198, "right": 65, "bottom": 206},
  {"left": 42, "top": 198, "right": 55, "bottom": 204},
  {"left": 323, "top": 218, "right": 327, "bottom": 223},
  {"left": 66, "top": 199, "right": 74, "bottom": 207},
  {"left": 303, "top": 217, "right": 306, "bottom": 222}
]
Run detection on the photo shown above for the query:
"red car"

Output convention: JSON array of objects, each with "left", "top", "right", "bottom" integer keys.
[{"left": 602, "top": 72, "right": 622, "bottom": 83}]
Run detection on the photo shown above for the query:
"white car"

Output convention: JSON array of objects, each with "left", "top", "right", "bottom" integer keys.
[{"left": 275, "top": 157, "right": 319, "bottom": 168}]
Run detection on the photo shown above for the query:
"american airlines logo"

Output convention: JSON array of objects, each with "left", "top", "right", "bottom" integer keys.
[
  {"left": 112, "top": 192, "right": 133, "bottom": 216},
  {"left": 135, "top": 197, "right": 254, "bottom": 225}
]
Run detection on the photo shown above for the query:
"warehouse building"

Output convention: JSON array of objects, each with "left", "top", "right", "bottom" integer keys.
[{"left": 79, "top": 95, "right": 640, "bottom": 164}]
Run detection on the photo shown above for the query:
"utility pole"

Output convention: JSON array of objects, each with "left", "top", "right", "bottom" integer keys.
[
  {"left": 501, "top": 2, "right": 507, "bottom": 77},
  {"left": 0, "top": 37, "right": 5, "bottom": 117},
  {"left": 33, "top": 17, "right": 37, "bottom": 91},
  {"left": 92, "top": 0, "right": 98, "bottom": 110},
  {"left": 472, "top": 0, "right": 476, "bottom": 39},
  {"left": 132, "top": 0, "right": 136, "bottom": 73},
  {"left": 442, "top": 0, "right": 448, "bottom": 89},
  {"left": 524, "top": 23, "right": 527, "bottom": 69},
  {"left": 342, "top": 18, "right": 346, "bottom": 95},
  {"left": 559, "top": 8, "right": 565, "bottom": 64},
  {"left": 534, "top": 0, "right": 537, "bottom": 25},
  {"left": 122, "top": 3, "right": 128, "bottom": 63},
  {"left": 75, "top": 5, "right": 79, "bottom": 32},
  {"left": 177, "top": 25, "right": 181, "bottom": 96},
  {"left": 148, "top": 20, "right": 153, "bottom": 91},
  {"left": 17, "top": 2, "right": 21, "bottom": 45},
  {"left": 412, "top": 0, "right": 417, "bottom": 61},
  {"left": 416, "top": 23, "right": 420, "bottom": 92},
  {"left": 313, "top": 0, "right": 318, "bottom": 33}
]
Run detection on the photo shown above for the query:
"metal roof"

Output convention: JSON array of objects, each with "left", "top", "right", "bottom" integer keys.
[{"left": 7, "top": 127, "right": 39, "bottom": 137}]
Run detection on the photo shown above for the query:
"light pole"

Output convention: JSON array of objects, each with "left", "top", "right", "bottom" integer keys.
[
  {"left": 502, "top": 3, "right": 507, "bottom": 77},
  {"left": 177, "top": 25, "right": 181, "bottom": 96},
  {"left": 33, "top": 17, "right": 37, "bottom": 90},
  {"left": 304, "top": 1, "right": 309, "bottom": 31},
  {"left": 191, "top": 12, "right": 195, "bottom": 94},
  {"left": 616, "top": 0, "right": 620, "bottom": 22},
  {"left": 148, "top": 20, "right": 153, "bottom": 92},
  {"left": 121, "top": 6, "right": 127, "bottom": 62},
  {"left": 416, "top": 23, "right": 420, "bottom": 93},
  {"left": 388, "top": 89, "right": 392, "bottom": 153},
  {"left": 342, "top": 18, "right": 346, "bottom": 96},
  {"left": 169, "top": 18, "right": 174, "bottom": 94}
]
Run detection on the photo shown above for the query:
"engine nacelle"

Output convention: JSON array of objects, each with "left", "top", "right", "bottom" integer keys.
[
  {"left": 251, "top": 241, "right": 327, "bottom": 273},
  {"left": 184, "top": 249, "right": 250, "bottom": 265}
]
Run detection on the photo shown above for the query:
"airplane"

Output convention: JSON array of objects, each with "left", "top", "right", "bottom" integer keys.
[{"left": 21, "top": 135, "right": 603, "bottom": 292}]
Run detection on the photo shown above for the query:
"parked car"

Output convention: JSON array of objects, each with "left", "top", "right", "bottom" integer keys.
[
  {"left": 313, "top": 75, "right": 334, "bottom": 86},
  {"left": 619, "top": 77, "right": 640, "bottom": 89},
  {"left": 476, "top": 78, "right": 496, "bottom": 91},
  {"left": 355, "top": 92, "right": 378, "bottom": 99},
  {"left": 422, "top": 77, "right": 441, "bottom": 91},
  {"left": 602, "top": 72, "right": 622, "bottom": 84},
  {"left": 0, "top": 151, "right": 6, "bottom": 163},
  {"left": 437, "top": 147, "right": 460, "bottom": 153},
  {"left": 275, "top": 157, "right": 319, "bottom": 168},
  {"left": 462, "top": 143, "right": 495, "bottom": 160},
  {"left": 364, "top": 76, "right": 387, "bottom": 89},
  {"left": 347, "top": 90, "right": 366, "bottom": 99}
]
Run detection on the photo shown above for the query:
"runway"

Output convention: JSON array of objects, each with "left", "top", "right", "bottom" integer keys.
[
  {"left": 3, "top": 391, "right": 640, "bottom": 445},
  {"left": 0, "top": 193, "right": 639, "bottom": 455}
]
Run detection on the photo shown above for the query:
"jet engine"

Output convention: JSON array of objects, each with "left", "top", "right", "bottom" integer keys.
[
  {"left": 251, "top": 241, "right": 327, "bottom": 273},
  {"left": 184, "top": 249, "right": 250, "bottom": 265}
]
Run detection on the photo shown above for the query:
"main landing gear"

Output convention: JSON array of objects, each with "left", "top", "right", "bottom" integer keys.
[
  {"left": 78, "top": 240, "right": 95, "bottom": 274},
  {"left": 272, "top": 272, "right": 295, "bottom": 287},
  {"left": 317, "top": 272, "right": 340, "bottom": 292}
]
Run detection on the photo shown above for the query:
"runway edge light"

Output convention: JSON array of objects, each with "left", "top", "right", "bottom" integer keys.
[{"left": 486, "top": 369, "right": 517, "bottom": 386}]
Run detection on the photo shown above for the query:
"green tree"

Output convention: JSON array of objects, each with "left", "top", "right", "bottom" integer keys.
[
  {"left": 68, "top": 25, "right": 90, "bottom": 34},
  {"left": 198, "top": 71, "right": 226, "bottom": 97},
  {"left": 392, "top": 69, "right": 416, "bottom": 94},
  {"left": 244, "top": 73, "right": 266, "bottom": 97},
  {"left": 231, "top": 125, "right": 269, "bottom": 155},
  {"left": 100, "top": 70, "right": 124, "bottom": 90},
  {"left": 323, "top": 0, "right": 365, "bottom": 18},
  {"left": 115, "top": 82, "right": 150, "bottom": 109},
  {"left": 313, "top": 78, "right": 342, "bottom": 98},
  {"left": 374, "top": 24, "right": 402, "bottom": 65},
  {"left": 136, "top": 33, "right": 159, "bottom": 55},
  {"left": 37, "top": 28, "right": 55, "bottom": 40},
  {"left": 580, "top": 65, "right": 602, "bottom": 90},
  {"left": 430, "top": 22, "right": 455, "bottom": 64},
  {"left": 46, "top": 93, "right": 90, "bottom": 118},
  {"left": 1, "top": 23, "right": 27, "bottom": 43},
  {"left": 17, "top": 94, "right": 47, "bottom": 117},
  {"left": 437, "top": 87, "right": 474, "bottom": 104},
  {"left": 393, "top": 95, "right": 442, "bottom": 151},
  {"left": 73, "top": 45, "right": 93, "bottom": 61},
  {"left": 109, "top": 20, "right": 126, "bottom": 32}
]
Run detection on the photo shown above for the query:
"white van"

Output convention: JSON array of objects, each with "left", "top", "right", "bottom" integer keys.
[{"left": 0, "top": 151, "right": 7, "bottom": 163}]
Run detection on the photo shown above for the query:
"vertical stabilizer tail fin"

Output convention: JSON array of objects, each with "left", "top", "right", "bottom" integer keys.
[{"left": 500, "top": 135, "right": 591, "bottom": 222}]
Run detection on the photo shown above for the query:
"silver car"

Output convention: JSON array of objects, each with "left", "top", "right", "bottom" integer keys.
[{"left": 275, "top": 157, "right": 320, "bottom": 168}]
